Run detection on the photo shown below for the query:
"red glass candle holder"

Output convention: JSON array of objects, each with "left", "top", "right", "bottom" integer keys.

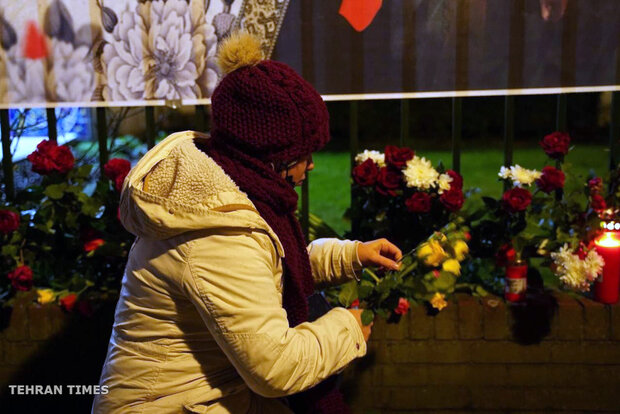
[
  {"left": 505, "top": 259, "right": 527, "bottom": 303},
  {"left": 593, "top": 232, "right": 620, "bottom": 304}
]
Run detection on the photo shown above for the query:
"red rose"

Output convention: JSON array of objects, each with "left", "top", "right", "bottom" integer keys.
[
  {"left": 104, "top": 158, "right": 131, "bottom": 192},
  {"left": 440, "top": 188, "right": 464, "bottom": 212},
  {"left": 405, "top": 192, "right": 432, "bottom": 213},
  {"left": 51, "top": 145, "right": 75, "bottom": 173},
  {"left": 75, "top": 299, "right": 94, "bottom": 317},
  {"left": 394, "top": 297, "right": 410, "bottom": 315},
  {"left": 446, "top": 170, "right": 463, "bottom": 190},
  {"left": 84, "top": 238, "right": 105, "bottom": 252},
  {"left": 349, "top": 299, "right": 360, "bottom": 308},
  {"left": 591, "top": 194, "right": 607, "bottom": 213},
  {"left": 352, "top": 159, "right": 379, "bottom": 186},
  {"left": 0, "top": 210, "right": 20, "bottom": 234},
  {"left": 375, "top": 167, "right": 401, "bottom": 196},
  {"left": 7, "top": 265, "right": 33, "bottom": 291},
  {"left": 588, "top": 177, "right": 603, "bottom": 194},
  {"left": 26, "top": 140, "right": 74, "bottom": 175},
  {"left": 114, "top": 174, "right": 126, "bottom": 192},
  {"left": 385, "top": 145, "right": 414, "bottom": 169},
  {"left": 502, "top": 187, "right": 532, "bottom": 213},
  {"left": 576, "top": 247, "right": 588, "bottom": 261},
  {"left": 495, "top": 244, "right": 516, "bottom": 267},
  {"left": 59, "top": 293, "right": 78, "bottom": 312},
  {"left": 540, "top": 131, "right": 570, "bottom": 159},
  {"left": 536, "top": 166, "right": 565, "bottom": 193},
  {"left": 104, "top": 158, "right": 131, "bottom": 181}
]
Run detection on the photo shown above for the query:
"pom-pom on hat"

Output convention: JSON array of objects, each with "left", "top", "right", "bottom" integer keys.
[{"left": 211, "top": 31, "right": 330, "bottom": 167}]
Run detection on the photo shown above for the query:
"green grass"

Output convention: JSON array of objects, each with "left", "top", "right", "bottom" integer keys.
[{"left": 305, "top": 145, "right": 609, "bottom": 236}]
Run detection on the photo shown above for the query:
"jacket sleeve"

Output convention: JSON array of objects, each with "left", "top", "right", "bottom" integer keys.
[
  {"left": 182, "top": 229, "right": 367, "bottom": 398},
  {"left": 307, "top": 238, "right": 363, "bottom": 287}
]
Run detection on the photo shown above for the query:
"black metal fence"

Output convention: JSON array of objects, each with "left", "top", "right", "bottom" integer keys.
[{"left": 1, "top": 92, "right": 619, "bottom": 240}]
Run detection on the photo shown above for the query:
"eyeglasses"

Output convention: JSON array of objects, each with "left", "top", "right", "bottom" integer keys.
[{"left": 285, "top": 154, "right": 313, "bottom": 169}]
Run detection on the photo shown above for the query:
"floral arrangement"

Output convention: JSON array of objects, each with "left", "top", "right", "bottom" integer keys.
[
  {"left": 326, "top": 222, "right": 480, "bottom": 323},
  {"left": 349, "top": 145, "right": 465, "bottom": 252},
  {"left": 0, "top": 139, "right": 135, "bottom": 313},
  {"left": 463, "top": 131, "right": 605, "bottom": 294}
]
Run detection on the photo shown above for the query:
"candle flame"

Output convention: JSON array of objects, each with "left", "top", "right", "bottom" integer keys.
[{"left": 595, "top": 232, "right": 620, "bottom": 248}]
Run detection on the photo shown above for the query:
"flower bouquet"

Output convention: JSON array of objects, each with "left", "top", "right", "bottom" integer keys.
[
  {"left": 463, "top": 132, "right": 605, "bottom": 295},
  {"left": 326, "top": 222, "right": 481, "bottom": 324},
  {"left": 0, "top": 139, "right": 135, "bottom": 312},
  {"left": 349, "top": 145, "right": 465, "bottom": 252}
]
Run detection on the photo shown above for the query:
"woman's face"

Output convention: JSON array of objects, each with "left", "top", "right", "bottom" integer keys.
[{"left": 280, "top": 154, "right": 314, "bottom": 186}]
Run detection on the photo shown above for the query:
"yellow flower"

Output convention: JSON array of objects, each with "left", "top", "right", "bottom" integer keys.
[
  {"left": 453, "top": 240, "right": 469, "bottom": 261},
  {"left": 430, "top": 292, "right": 448, "bottom": 311},
  {"left": 417, "top": 240, "right": 447, "bottom": 267},
  {"left": 442, "top": 259, "right": 461, "bottom": 276},
  {"left": 36, "top": 288, "right": 56, "bottom": 305}
]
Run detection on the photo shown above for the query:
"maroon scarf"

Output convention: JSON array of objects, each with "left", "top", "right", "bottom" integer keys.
[{"left": 200, "top": 136, "right": 351, "bottom": 414}]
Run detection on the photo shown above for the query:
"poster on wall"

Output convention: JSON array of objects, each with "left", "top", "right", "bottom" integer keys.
[
  {"left": 0, "top": 0, "right": 289, "bottom": 109},
  {"left": 274, "top": 0, "right": 620, "bottom": 99}
]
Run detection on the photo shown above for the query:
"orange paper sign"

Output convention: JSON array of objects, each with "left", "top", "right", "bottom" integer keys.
[{"left": 339, "top": 0, "right": 383, "bottom": 32}]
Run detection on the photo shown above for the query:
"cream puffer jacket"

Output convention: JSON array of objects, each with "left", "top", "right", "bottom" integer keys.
[{"left": 92, "top": 131, "right": 367, "bottom": 414}]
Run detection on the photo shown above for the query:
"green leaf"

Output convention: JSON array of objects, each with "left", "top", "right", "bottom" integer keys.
[
  {"left": 432, "top": 271, "right": 457, "bottom": 291},
  {"left": 44, "top": 183, "right": 67, "bottom": 200},
  {"left": 338, "top": 281, "right": 358, "bottom": 307},
  {"left": 81, "top": 197, "right": 103, "bottom": 217},
  {"left": 361, "top": 309, "right": 374, "bottom": 326},
  {"left": 1, "top": 244, "right": 18, "bottom": 257},
  {"left": 76, "top": 164, "right": 93, "bottom": 179}
]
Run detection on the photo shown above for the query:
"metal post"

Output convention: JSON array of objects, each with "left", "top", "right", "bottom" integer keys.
[
  {"left": 349, "top": 101, "right": 359, "bottom": 167},
  {"left": 145, "top": 106, "right": 156, "bottom": 149},
  {"left": 556, "top": 94, "right": 567, "bottom": 132},
  {"left": 302, "top": 176, "right": 309, "bottom": 241},
  {"left": 350, "top": 100, "right": 359, "bottom": 236},
  {"left": 610, "top": 91, "right": 620, "bottom": 171},
  {"left": 46, "top": 108, "right": 58, "bottom": 142},
  {"left": 194, "top": 105, "right": 209, "bottom": 133},
  {"left": 400, "top": 99, "right": 410, "bottom": 147},
  {"left": 1, "top": 109, "right": 14, "bottom": 201},
  {"left": 96, "top": 108, "right": 109, "bottom": 175},
  {"left": 504, "top": 96, "right": 515, "bottom": 191},
  {"left": 452, "top": 97, "right": 462, "bottom": 173}
]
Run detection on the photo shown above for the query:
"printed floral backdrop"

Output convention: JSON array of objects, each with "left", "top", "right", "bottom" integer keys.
[{"left": 0, "top": 0, "right": 289, "bottom": 108}]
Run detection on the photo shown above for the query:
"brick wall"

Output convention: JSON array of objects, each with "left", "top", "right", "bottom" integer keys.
[
  {"left": 2, "top": 291, "right": 620, "bottom": 412},
  {"left": 342, "top": 292, "right": 620, "bottom": 413},
  {"left": 0, "top": 291, "right": 115, "bottom": 412}
]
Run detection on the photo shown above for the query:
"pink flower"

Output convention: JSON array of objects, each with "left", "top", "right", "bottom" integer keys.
[{"left": 394, "top": 297, "right": 410, "bottom": 315}]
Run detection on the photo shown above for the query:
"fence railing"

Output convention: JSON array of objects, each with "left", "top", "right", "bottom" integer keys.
[{"left": 1, "top": 91, "right": 619, "bottom": 240}]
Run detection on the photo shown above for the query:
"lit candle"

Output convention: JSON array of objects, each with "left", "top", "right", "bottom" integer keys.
[{"left": 593, "top": 232, "right": 620, "bottom": 304}]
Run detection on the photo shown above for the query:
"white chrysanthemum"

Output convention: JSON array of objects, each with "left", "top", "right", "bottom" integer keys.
[
  {"left": 437, "top": 173, "right": 453, "bottom": 194},
  {"left": 355, "top": 150, "right": 385, "bottom": 167},
  {"left": 48, "top": 40, "right": 95, "bottom": 102},
  {"left": 498, "top": 165, "right": 542, "bottom": 187},
  {"left": 584, "top": 249, "right": 605, "bottom": 282},
  {"left": 551, "top": 244, "right": 604, "bottom": 292},
  {"left": 4, "top": 46, "right": 46, "bottom": 103},
  {"left": 498, "top": 166, "right": 511, "bottom": 179},
  {"left": 510, "top": 165, "right": 541, "bottom": 187},
  {"left": 102, "top": 0, "right": 216, "bottom": 101},
  {"left": 403, "top": 156, "right": 439, "bottom": 190}
]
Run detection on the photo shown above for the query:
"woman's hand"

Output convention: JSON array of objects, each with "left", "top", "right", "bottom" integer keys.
[
  {"left": 357, "top": 238, "right": 402, "bottom": 271},
  {"left": 347, "top": 308, "right": 373, "bottom": 342}
]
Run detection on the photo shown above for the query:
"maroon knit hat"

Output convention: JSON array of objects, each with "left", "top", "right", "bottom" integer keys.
[{"left": 211, "top": 35, "right": 330, "bottom": 166}]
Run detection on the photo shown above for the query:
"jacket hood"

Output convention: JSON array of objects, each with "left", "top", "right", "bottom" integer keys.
[{"left": 119, "top": 131, "right": 284, "bottom": 257}]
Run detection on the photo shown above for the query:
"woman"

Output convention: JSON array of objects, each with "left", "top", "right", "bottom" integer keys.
[{"left": 93, "top": 32, "right": 401, "bottom": 414}]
